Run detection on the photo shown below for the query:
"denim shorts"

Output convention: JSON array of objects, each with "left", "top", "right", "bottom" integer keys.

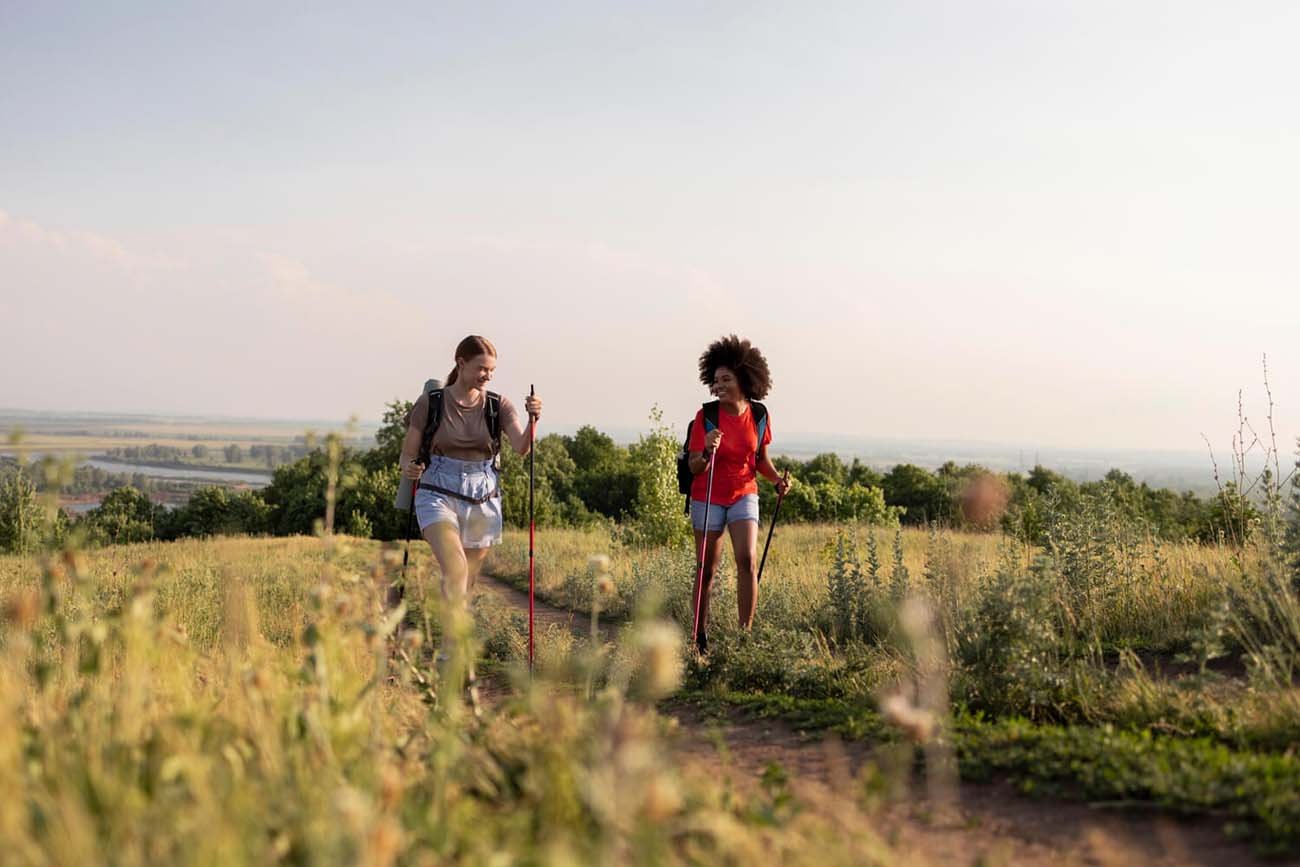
[
  {"left": 414, "top": 455, "right": 503, "bottom": 549},
  {"left": 690, "top": 493, "right": 760, "bottom": 532}
]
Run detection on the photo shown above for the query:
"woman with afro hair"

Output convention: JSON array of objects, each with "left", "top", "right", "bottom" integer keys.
[{"left": 686, "top": 335, "right": 791, "bottom": 654}]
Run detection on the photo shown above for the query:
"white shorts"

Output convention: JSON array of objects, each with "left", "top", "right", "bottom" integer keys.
[{"left": 414, "top": 456, "right": 503, "bottom": 549}]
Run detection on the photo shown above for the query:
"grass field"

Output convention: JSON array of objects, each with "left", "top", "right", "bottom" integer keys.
[
  {"left": 2, "top": 514, "right": 1298, "bottom": 860},
  {"left": 492, "top": 523, "right": 1248, "bottom": 655},
  {"left": 486, "top": 521, "right": 1300, "bottom": 852},
  {"left": 0, "top": 534, "right": 898, "bottom": 866}
]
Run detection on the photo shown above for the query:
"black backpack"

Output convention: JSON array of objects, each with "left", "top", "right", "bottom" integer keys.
[
  {"left": 419, "top": 387, "right": 504, "bottom": 470},
  {"left": 675, "top": 400, "right": 769, "bottom": 511}
]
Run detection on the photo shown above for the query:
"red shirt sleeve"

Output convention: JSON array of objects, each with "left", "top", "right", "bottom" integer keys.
[
  {"left": 687, "top": 408, "right": 706, "bottom": 451},
  {"left": 761, "top": 415, "right": 772, "bottom": 449}
]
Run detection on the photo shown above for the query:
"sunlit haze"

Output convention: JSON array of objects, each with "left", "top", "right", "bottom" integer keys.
[{"left": 2, "top": 2, "right": 1296, "bottom": 456}]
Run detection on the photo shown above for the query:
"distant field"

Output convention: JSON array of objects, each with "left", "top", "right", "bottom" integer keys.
[
  {"left": 0, "top": 429, "right": 373, "bottom": 457},
  {"left": 0, "top": 434, "right": 278, "bottom": 454},
  {"left": 0, "top": 409, "right": 378, "bottom": 448}
]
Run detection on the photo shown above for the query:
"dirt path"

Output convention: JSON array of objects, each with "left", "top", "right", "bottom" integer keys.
[{"left": 474, "top": 573, "right": 1292, "bottom": 867}]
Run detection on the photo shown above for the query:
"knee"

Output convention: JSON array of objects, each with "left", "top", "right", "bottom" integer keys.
[{"left": 442, "top": 572, "right": 470, "bottom": 598}]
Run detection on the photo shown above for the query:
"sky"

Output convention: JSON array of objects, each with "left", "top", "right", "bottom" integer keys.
[{"left": 2, "top": 1, "right": 1297, "bottom": 456}]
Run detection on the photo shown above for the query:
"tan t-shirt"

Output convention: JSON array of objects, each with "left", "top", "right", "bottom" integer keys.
[{"left": 410, "top": 389, "right": 522, "bottom": 461}]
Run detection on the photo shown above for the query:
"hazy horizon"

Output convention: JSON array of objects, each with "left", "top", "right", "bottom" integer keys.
[
  {"left": 1, "top": 403, "right": 1277, "bottom": 468},
  {"left": 3, "top": 3, "right": 1297, "bottom": 456}
]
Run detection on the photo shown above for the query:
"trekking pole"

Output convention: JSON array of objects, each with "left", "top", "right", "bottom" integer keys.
[
  {"left": 690, "top": 445, "right": 718, "bottom": 649},
  {"left": 397, "top": 476, "right": 418, "bottom": 604},
  {"left": 756, "top": 468, "right": 790, "bottom": 586},
  {"left": 528, "top": 384, "right": 536, "bottom": 673}
]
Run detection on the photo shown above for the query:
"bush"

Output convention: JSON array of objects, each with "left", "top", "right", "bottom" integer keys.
[
  {"left": 619, "top": 408, "right": 691, "bottom": 548},
  {"left": 0, "top": 466, "right": 65, "bottom": 554},
  {"left": 160, "top": 487, "right": 270, "bottom": 538},
  {"left": 954, "top": 555, "right": 1070, "bottom": 719},
  {"left": 80, "top": 486, "right": 160, "bottom": 545}
]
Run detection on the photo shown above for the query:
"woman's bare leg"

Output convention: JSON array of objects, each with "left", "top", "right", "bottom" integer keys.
[
  {"left": 692, "top": 529, "right": 726, "bottom": 642},
  {"left": 728, "top": 519, "right": 760, "bottom": 629},
  {"left": 464, "top": 547, "right": 490, "bottom": 595},
  {"left": 423, "top": 522, "right": 468, "bottom": 601}
]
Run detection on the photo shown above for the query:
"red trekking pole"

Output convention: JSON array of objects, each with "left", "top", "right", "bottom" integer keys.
[
  {"left": 690, "top": 445, "right": 717, "bottom": 651},
  {"left": 528, "top": 384, "right": 536, "bottom": 673}
]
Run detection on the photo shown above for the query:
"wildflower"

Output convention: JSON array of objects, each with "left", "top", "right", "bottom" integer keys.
[
  {"left": 634, "top": 622, "right": 682, "bottom": 699},
  {"left": 641, "top": 774, "right": 683, "bottom": 821},
  {"left": 366, "top": 818, "right": 404, "bottom": 867},
  {"left": 378, "top": 764, "right": 404, "bottom": 811},
  {"left": 2, "top": 588, "right": 40, "bottom": 630}
]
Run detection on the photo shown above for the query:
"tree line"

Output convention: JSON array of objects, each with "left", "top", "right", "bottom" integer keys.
[
  {"left": 105, "top": 442, "right": 311, "bottom": 468},
  {"left": 0, "top": 400, "right": 1288, "bottom": 553}
]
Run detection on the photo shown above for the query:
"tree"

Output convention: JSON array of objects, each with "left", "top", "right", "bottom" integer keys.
[
  {"left": 191, "top": 444, "right": 209, "bottom": 460},
  {"left": 1027, "top": 465, "right": 1070, "bottom": 496},
  {"left": 881, "top": 464, "right": 952, "bottom": 525},
  {"left": 847, "top": 459, "right": 884, "bottom": 490},
  {"left": 82, "top": 486, "right": 158, "bottom": 545},
  {"left": 803, "top": 453, "right": 847, "bottom": 486},
  {"left": 565, "top": 426, "right": 637, "bottom": 519},
  {"left": 0, "top": 470, "right": 43, "bottom": 554},
  {"left": 621, "top": 408, "right": 691, "bottom": 546},
  {"left": 260, "top": 452, "right": 335, "bottom": 536},
  {"left": 365, "top": 399, "right": 414, "bottom": 473},
  {"left": 163, "top": 487, "right": 269, "bottom": 538},
  {"left": 499, "top": 434, "right": 595, "bottom": 528},
  {"left": 1203, "top": 481, "right": 1260, "bottom": 545},
  {"left": 338, "top": 465, "right": 406, "bottom": 541}
]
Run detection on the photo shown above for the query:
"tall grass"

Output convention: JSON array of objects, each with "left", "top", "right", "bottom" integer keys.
[
  {"left": 0, "top": 535, "right": 896, "bottom": 866},
  {"left": 492, "top": 522, "right": 1248, "bottom": 655}
]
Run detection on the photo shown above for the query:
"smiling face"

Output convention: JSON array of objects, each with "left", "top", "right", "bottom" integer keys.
[
  {"left": 711, "top": 366, "right": 744, "bottom": 402},
  {"left": 457, "top": 353, "right": 496, "bottom": 390}
]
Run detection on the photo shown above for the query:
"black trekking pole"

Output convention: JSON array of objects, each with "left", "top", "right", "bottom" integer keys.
[
  {"left": 756, "top": 469, "right": 790, "bottom": 586},
  {"left": 528, "top": 384, "right": 536, "bottom": 673},
  {"left": 395, "top": 476, "right": 418, "bottom": 607}
]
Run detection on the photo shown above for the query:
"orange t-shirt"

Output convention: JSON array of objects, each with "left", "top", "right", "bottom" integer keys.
[{"left": 687, "top": 403, "right": 772, "bottom": 505}]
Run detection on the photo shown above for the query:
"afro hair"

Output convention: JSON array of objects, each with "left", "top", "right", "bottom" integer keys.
[{"left": 698, "top": 334, "right": 772, "bottom": 400}]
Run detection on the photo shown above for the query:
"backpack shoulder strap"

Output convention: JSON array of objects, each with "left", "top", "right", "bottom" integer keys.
[
  {"left": 485, "top": 391, "right": 503, "bottom": 454},
  {"left": 420, "top": 388, "right": 444, "bottom": 462},
  {"left": 702, "top": 400, "right": 721, "bottom": 432},
  {"left": 749, "top": 401, "right": 769, "bottom": 471},
  {"left": 750, "top": 401, "right": 769, "bottom": 444}
]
